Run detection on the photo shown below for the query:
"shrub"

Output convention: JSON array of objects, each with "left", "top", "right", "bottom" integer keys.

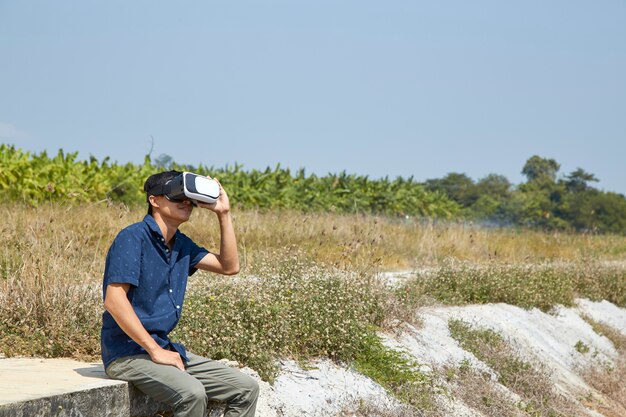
[
  {"left": 0, "top": 276, "right": 101, "bottom": 360},
  {"left": 398, "top": 261, "right": 625, "bottom": 312},
  {"left": 173, "top": 252, "right": 387, "bottom": 381},
  {"left": 353, "top": 332, "right": 436, "bottom": 411}
]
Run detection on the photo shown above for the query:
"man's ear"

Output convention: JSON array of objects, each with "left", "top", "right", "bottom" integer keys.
[{"left": 148, "top": 195, "right": 161, "bottom": 210}]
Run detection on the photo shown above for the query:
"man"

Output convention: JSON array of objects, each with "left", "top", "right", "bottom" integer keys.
[{"left": 101, "top": 170, "right": 259, "bottom": 417}]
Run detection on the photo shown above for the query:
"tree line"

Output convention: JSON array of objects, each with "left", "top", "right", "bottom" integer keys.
[
  {"left": 424, "top": 155, "right": 626, "bottom": 234},
  {"left": 1, "top": 144, "right": 625, "bottom": 234}
]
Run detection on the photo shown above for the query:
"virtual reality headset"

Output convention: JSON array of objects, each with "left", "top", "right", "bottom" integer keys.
[{"left": 147, "top": 172, "right": 220, "bottom": 205}]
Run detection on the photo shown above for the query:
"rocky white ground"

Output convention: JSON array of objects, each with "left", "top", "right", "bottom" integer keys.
[
  {"left": 243, "top": 359, "right": 398, "bottom": 417},
  {"left": 246, "top": 298, "right": 625, "bottom": 417}
]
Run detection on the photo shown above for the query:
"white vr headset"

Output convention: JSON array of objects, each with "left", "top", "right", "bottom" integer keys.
[{"left": 148, "top": 172, "right": 220, "bottom": 205}]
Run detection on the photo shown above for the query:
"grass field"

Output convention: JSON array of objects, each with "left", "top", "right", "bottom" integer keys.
[{"left": 1, "top": 202, "right": 625, "bottom": 415}]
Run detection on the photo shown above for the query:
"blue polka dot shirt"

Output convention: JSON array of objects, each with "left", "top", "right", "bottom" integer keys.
[{"left": 101, "top": 214, "right": 209, "bottom": 369}]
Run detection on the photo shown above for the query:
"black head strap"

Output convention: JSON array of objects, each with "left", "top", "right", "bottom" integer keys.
[{"left": 146, "top": 180, "right": 172, "bottom": 196}]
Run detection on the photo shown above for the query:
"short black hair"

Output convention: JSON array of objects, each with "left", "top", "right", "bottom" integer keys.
[{"left": 144, "top": 170, "right": 182, "bottom": 215}]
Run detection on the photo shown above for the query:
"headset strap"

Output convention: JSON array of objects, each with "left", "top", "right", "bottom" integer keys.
[{"left": 146, "top": 182, "right": 171, "bottom": 196}]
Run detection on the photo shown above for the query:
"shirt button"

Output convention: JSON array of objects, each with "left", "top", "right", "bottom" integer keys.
[
  {"left": 169, "top": 289, "right": 173, "bottom": 293},
  {"left": 176, "top": 305, "right": 180, "bottom": 309}
]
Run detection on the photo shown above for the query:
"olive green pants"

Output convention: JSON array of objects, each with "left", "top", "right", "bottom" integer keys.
[{"left": 105, "top": 352, "right": 259, "bottom": 417}]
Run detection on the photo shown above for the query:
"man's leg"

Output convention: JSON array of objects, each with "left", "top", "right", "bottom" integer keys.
[
  {"left": 185, "top": 352, "right": 259, "bottom": 417},
  {"left": 106, "top": 355, "right": 207, "bottom": 417}
]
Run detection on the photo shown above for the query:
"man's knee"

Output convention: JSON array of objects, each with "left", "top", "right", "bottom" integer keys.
[
  {"left": 178, "top": 380, "right": 207, "bottom": 409},
  {"left": 240, "top": 375, "right": 260, "bottom": 401}
]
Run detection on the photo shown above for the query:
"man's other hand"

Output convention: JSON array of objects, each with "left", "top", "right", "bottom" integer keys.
[
  {"left": 196, "top": 177, "right": 230, "bottom": 214},
  {"left": 149, "top": 346, "right": 185, "bottom": 371}
]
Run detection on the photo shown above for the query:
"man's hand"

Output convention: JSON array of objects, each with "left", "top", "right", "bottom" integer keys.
[
  {"left": 149, "top": 346, "right": 185, "bottom": 371},
  {"left": 196, "top": 177, "right": 230, "bottom": 214}
]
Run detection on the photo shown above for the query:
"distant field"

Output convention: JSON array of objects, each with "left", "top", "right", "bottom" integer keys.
[
  {"left": 2, "top": 202, "right": 625, "bottom": 282},
  {"left": 1, "top": 202, "right": 624, "bottom": 415}
]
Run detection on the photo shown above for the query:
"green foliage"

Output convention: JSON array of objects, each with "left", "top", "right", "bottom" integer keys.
[
  {"left": 423, "top": 155, "right": 626, "bottom": 235},
  {"left": 3, "top": 144, "right": 626, "bottom": 233},
  {"left": 501, "top": 156, "right": 626, "bottom": 234},
  {"left": 560, "top": 189, "right": 626, "bottom": 234},
  {"left": 522, "top": 155, "right": 560, "bottom": 183},
  {"left": 211, "top": 165, "right": 458, "bottom": 217},
  {"left": 398, "top": 261, "right": 626, "bottom": 312},
  {"left": 172, "top": 253, "right": 387, "bottom": 381},
  {"left": 422, "top": 156, "right": 626, "bottom": 235},
  {"left": 354, "top": 332, "right": 436, "bottom": 410},
  {"left": 513, "top": 156, "right": 626, "bottom": 233},
  {"left": 564, "top": 168, "right": 598, "bottom": 193},
  {"left": 574, "top": 340, "right": 590, "bottom": 354},
  {"left": 425, "top": 172, "right": 479, "bottom": 207},
  {"left": 0, "top": 144, "right": 153, "bottom": 205},
  {"left": 475, "top": 174, "right": 512, "bottom": 200},
  {"left": 0, "top": 144, "right": 457, "bottom": 217}
]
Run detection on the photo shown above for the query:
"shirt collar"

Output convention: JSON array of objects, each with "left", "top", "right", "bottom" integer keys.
[
  {"left": 143, "top": 214, "right": 181, "bottom": 243},
  {"left": 143, "top": 214, "right": 163, "bottom": 237}
]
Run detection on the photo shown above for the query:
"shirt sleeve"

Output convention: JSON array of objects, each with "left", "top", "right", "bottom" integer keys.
[
  {"left": 103, "top": 228, "right": 142, "bottom": 288},
  {"left": 188, "top": 239, "right": 210, "bottom": 276}
]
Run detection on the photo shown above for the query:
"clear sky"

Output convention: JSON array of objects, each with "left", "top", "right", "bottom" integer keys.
[{"left": 1, "top": 1, "right": 625, "bottom": 194}]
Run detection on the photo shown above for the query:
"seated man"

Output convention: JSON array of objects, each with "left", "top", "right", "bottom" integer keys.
[{"left": 101, "top": 170, "right": 258, "bottom": 417}]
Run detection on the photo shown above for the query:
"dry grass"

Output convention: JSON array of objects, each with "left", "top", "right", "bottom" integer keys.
[
  {"left": 1, "top": 202, "right": 625, "bottom": 359},
  {"left": 339, "top": 399, "right": 433, "bottom": 417},
  {"left": 1, "top": 202, "right": 625, "bottom": 416},
  {"left": 2, "top": 202, "right": 625, "bottom": 285},
  {"left": 580, "top": 315, "right": 626, "bottom": 352},
  {"left": 578, "top": 316, "right": 626, "bottom": 416},
  {"left": 443, "top": 362, "right": 525, "bottom": 417},
  {"left": 448, "top": 319, "right": 582, "bottom": 417},
  {"left": 0, "top": 203, "right": 124, "bottom": 360},
  {"left": 0, "top": 202, "right": 134, "bottom": 284},
  {"left": 582, "top": 357, "right": 626, "bottom": 417},
  {"left": 221, "top": 210, "right": 626, "bottom": 272},
  {"left": 398, "top": 261, "right": 626, "bottom": 312}
]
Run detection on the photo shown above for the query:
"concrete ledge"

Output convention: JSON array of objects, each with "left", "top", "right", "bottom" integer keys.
[{"left": 0, "top": 358, "right": 223, "bottom": 417}]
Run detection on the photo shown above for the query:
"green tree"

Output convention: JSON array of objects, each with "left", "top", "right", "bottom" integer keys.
[
  {"left": 476, "top": 174, "right": 511, "bottom": 199},
  {"left": 515, "top": 156, "right": 567, "bottom": 229},
  {"left": 154, "top": 153, "right": 174, "bottom": 170},
  {"left": 468, "top": 174, "right": 512, "bottom": 220},
  {"left": 424, "top": 173, "right": 479, "bottom": 208},
  {"left": 521, "top": 155, "right": 560, "bottom": 184},
  {"left": 562, "top": 190, "right": 626, "bottom": 234},
  {"left": 563, "top": 168, "right": 598, "bottom": 193}
]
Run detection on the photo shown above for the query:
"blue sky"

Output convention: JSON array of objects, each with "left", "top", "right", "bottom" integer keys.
[{"left": 1, "top": 1, "right": 625, "bottom": 194}]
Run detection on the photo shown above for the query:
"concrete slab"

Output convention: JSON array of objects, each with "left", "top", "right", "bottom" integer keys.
[
  {"left": 0, "top": 358, "right": 122, "bottom": 406},
  {"left": 0, "top": 357, "right": 174, "bottom": 417}
]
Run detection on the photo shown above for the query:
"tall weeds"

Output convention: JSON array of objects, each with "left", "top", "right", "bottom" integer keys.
[
  {"left": 1, "top": 202, "right": 625, "bottom": 395},
  {"left": 448, "top": 319, "right": 580, "bottom": 416},
  {"left": 174, "top": 252, "right": 387, "bottom": 381},
  {"left": 398, "top": 261, "right": 625, "bottom": 312}
]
